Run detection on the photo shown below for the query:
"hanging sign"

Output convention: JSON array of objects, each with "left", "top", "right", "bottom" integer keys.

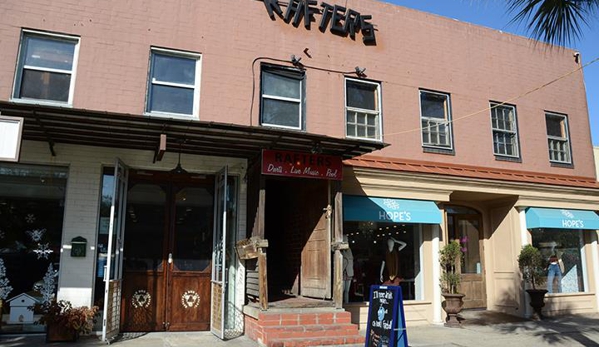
[
  {"left": 365, "top": 285, "right": 408, "bottom": 347},
  {"left": 259, "top": 0, "right": 376, "bottom": 44},
  {"left": 0, "top": 115, "right": 24, "bottom": 162},
  {"left": 261, "top": 149, "right": 343, "bottom": 180}
]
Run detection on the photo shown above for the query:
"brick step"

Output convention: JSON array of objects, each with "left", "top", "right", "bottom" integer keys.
[
  {"left": 268, "top": 334, "right": 364, "bottom": 347},
  {"left": 257, "top": 311, "right": 353, "bottom": 326},
  {"left": 262, "top": 323, "right": 360, "bottom": 340}
]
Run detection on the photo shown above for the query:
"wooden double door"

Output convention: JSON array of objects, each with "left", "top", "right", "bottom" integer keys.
[{"left": 121, "top": 171, "right": 215, "bottom": 332}]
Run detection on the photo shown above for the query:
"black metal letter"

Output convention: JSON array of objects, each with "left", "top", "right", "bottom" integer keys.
[
  {"left": 343, "top": 9, "right": 360, "bottom": 39},
  {"left": 319, "top": 2, "right": 334, "bottom": 32},
  {"left": 360, "top": 15, "right": 376, "bottom": 44},
  {"left": 262, "top": 0, "right": 283, "bottom": 18},
  {"left": 304, "top": 0, "right": 318, "bottom": 29},
  {"left": 330, "top": 5, "right": 347, "bottom": 35},
  {"left": 284, "top": 0, "right": 302, "bottom": 24}
]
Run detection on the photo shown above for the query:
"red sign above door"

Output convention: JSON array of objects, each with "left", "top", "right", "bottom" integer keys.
[{"left": 261, "top": 149, "right": 343, "bottom": 180}]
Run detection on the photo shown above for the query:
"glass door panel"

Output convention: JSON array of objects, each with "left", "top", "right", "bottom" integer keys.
[
  {"left": 121, "top": 182, "right": 166, "bottom": 332},
  {"left": 167, "top": 185, "right": 214, "bottom": 331}
]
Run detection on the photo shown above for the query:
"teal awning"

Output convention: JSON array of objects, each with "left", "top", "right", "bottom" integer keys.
[
  {"left": 343, "top": 195, "right": 442, "bottom": 224},
  {"left": 525, "top": 207, "right": 599, "bottom": 230}
]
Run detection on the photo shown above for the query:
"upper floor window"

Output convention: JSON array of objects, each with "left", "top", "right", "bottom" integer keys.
[
  {"left": 345, "top": 78, "right": 382, "bottom": 141},
  {"left": 146, "top": 48, "right": 201, "bottom": 117},
  {"left": 420, "top": 90, "right": 453, "bottom": 150},
  {"left": 260, "top": 66, "right": 304, "bottom": 130},
  {"left": 545, "top": 112, "right": 572, "bottom": 164},
  {"left": 490, "top": 103, "right": 520, "bottom": 159},
  {"left": 13, "top": 30, "right": 80, "bottom": 105}
]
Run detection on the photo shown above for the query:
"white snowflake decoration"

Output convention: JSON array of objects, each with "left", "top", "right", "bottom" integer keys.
[
  {"left": 383, "top": 199, "right": 400, "bottom": 210},
  {"left": 26, "top": 228, "right": 46, "bottom": 242},
  {"left": 0, "top": 258, "right": 13, "bottom": 300},
  {"left": 25, "top": 213, "right": 36, "bottom": 224},
  {"left": 34, "top": 243, "right": 53, "bottom": 259},
  {"left": 39, "top": 264, "right": 58, "bottom": 304}
]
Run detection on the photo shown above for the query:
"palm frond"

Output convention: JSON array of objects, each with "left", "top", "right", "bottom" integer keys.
[{"left": 506, "top": 0, "right": 599, "bottom": 46}]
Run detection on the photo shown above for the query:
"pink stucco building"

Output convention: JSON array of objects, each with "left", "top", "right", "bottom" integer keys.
[{"left": 0, "top": 0, "right": 598, "bottom": 345}]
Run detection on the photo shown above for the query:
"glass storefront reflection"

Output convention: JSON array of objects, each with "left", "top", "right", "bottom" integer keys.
[{"left": 0, "top": 164, "right": 67, "bottom": 333}]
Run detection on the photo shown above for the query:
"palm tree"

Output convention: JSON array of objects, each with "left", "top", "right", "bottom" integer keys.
[{"left": 506, "top": 0, "right": 599, "bottom": 46}]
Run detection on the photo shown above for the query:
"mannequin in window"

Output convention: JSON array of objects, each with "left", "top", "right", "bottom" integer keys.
[
  {"left": 380, "top": 237, "right": 407, "bottom": 285},
  {"left": 547, "top": 253, "right": 564, "bottom": 293},
  {"left": 342, "top": 235, "right": 354, "bottom": 303}
]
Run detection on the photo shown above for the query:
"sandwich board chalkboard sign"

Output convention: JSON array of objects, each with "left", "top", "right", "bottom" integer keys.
[{"left": 364, "top": 285, "right": 408, "bottom": 347}]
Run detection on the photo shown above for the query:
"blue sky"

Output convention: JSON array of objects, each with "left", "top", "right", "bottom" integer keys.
[{"left": 385, "top": 0, "right": 599, "bottom": 145}]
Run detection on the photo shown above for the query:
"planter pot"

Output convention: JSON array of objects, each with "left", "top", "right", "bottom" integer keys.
[
  {"left": 526, "top": 289, "right": 548, "bottom": 320},
  {"left": 46, "top": 323, "right": 78, "bottom": 343},
  {"left": 441, "top": 293, "right": 465, "bottom": 327}
]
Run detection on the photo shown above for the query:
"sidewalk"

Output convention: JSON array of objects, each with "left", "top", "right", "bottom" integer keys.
[
  {"left": 406, "top": 310, "right": 599, "bottom": 347},
  {"left": 2, "top": 311, "right": 599, "bottom": 347}
]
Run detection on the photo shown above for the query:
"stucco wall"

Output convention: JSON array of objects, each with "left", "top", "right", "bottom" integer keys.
[{"left": 0, "top": 0, "right": 594, "bottom": 178}]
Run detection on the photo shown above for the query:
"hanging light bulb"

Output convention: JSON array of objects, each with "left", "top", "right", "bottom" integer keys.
[{"left": 170, "top": 139, "right": 188, "bottom": 175}]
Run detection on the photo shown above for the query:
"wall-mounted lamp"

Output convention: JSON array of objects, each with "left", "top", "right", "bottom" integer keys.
[
  {"left": 355, "top": 66, "right": 366, "bottom": 77},
  {"left": 291, "top": 54, "right": 302, "bottom": 66}
]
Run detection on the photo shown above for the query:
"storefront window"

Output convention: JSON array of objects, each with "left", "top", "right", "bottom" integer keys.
[
  {"left": 343, "top": 221, "right": 421, "bottom": 302},
  {"left": 0, "top": 163, "right": 68, "bottom": 333},
  {"left": 531, "top": 229, "right": 586, "bottom": 294}
]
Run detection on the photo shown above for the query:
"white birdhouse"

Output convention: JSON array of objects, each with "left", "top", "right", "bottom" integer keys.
[{"left": 7, "top": 293, "right": 41, "bottom": 324}]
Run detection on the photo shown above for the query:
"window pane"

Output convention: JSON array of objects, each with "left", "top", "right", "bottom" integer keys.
[
  {"left": 546, "top": 115, "right": 564, "bottom": 137},
  {"left": 0, "top": 163, "right": 68, "bottom": 333},
  {"left": 20, "top": 69, "right": 70, "bottom": 102},
  {"left": 367, "top": 127, "right": 376, "bottom": 138},
  {"left": 347, "top": 123, "right": 355, "bottom": 137},
  {"left": 152, "top": 53, "right": 196, "bottom": 85},
  {"left": 124, "top": 184, "right": 166, "bottom": 271},
  {"left": 24, "top": 36, "right": 75, "bottom": 71},
  {"left": 532, "top": 229, "right": 585, "bottom": 293},
  {"left": 347, "top": 81, "right": 377, "bottom": 110},
  {"left": 342, "top": 222, "right": 422, "bottom": 301},
  {"left": 263, "top": 71, "right": 301, "bottom": 99},
  {"left": 149, "top": 84, "right": 194, "bottom": 115},
  {"left": 262, "top": 98, "right": 300, "bottom": 128},
  {"left": 366, "top": 115, "right": 376, "bottom": 126},
  {"left": 421, "top": 92, "right": 448, "bottom": 119}
]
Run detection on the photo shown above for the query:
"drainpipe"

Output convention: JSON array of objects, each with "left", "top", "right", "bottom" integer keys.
[
  {"left": 518, "top": 208, "right": 531, "bottom": 318},
  {"left": 432, "top": 224, "right": 442, "bottom": 324},
  {"left": 591, "top": 232, "right": 599, "bottom": 312}
]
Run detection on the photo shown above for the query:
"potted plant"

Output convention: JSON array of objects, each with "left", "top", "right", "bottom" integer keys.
[
  {"left": 517, "top": 244, "right": 547, "bottom": 320},
  {"left": 439, "top": 239, "right": 465, "bottom": 327},
  {"left": 37, "top": 300, "right": 99, "bottom": 342}
]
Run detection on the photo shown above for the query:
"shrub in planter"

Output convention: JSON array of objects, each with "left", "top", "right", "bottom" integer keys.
[
  {"left": 36, "top": 300, "right": 99, "bottom": 342},
  {"left": 439, "top": 240, "right": 464, "bottom": 327},
  {"left": 517, "top": 244, "right": 547, "bottom": 320}
]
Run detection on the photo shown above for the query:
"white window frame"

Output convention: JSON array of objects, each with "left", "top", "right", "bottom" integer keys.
[
  {"left": 12, "top": 29, "right": 80, "bottom": 106},
  {"left": 419, "top": 90, "right": 453, "bottom": 150},
  {"left": 344, "top": 78, "right": 382, "bottom": 142},
  {"left": 545, "top": 112, "right": 572, "bottom": 164},
  {"left": 145, "top": 47, "right": 202, "bottom": 120},
  {"left": 260, "top": 66, "right": 304, "bottom": 130},
  {"left": 490, "top": 102, "right": 520, "bottom": 158}
]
